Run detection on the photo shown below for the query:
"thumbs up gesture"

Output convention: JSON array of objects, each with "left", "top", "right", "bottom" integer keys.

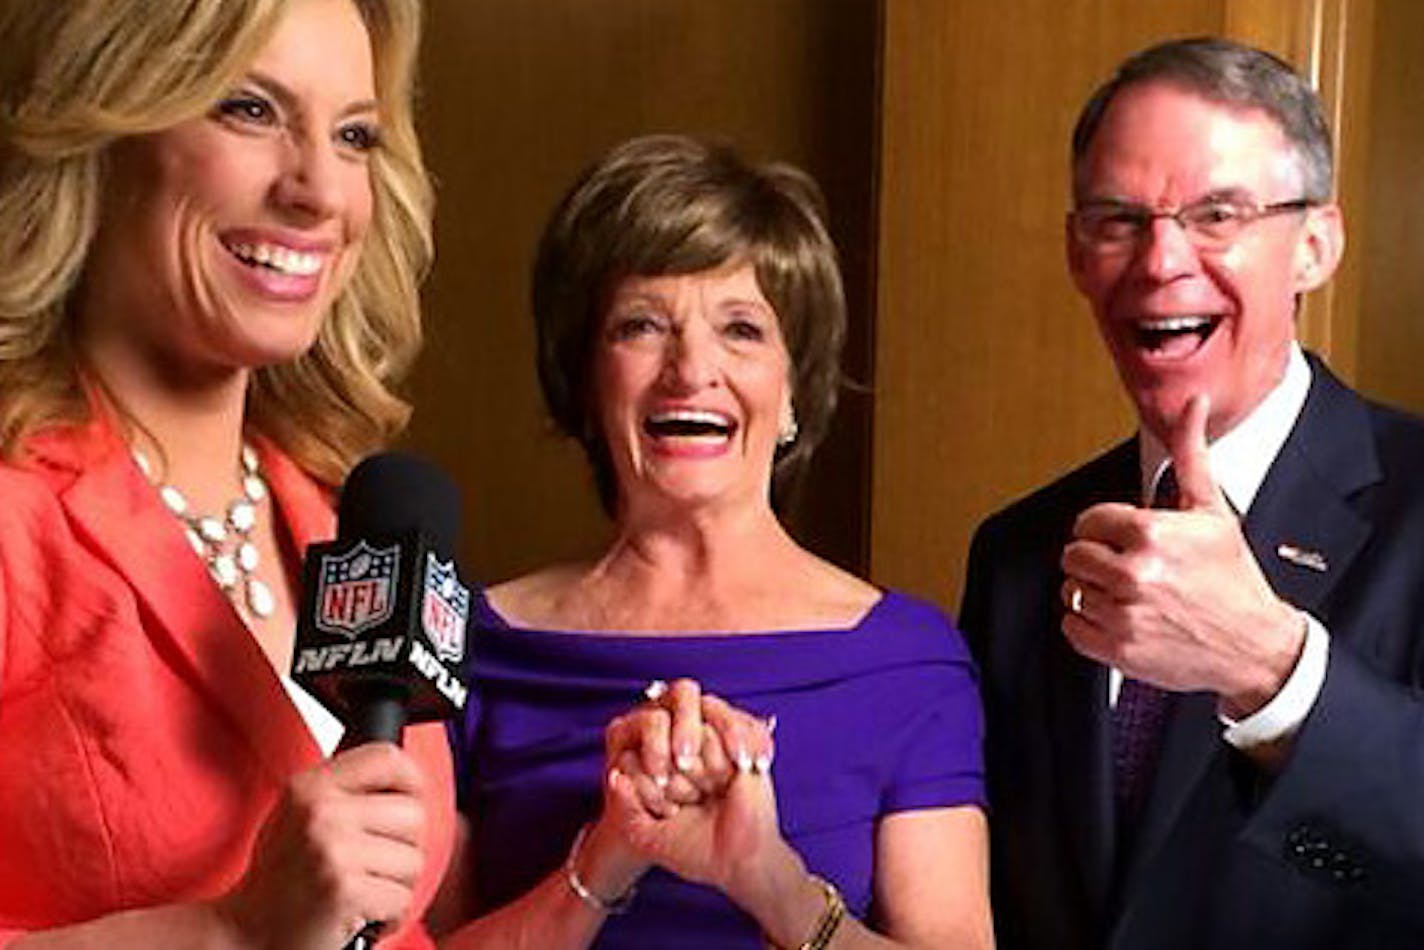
[
  {"left": 1164, "top": 392, "right": 1233, "bottom": 513},
  {"left": 1060, "top": 395, "right": 1305, "bottom": 717}
]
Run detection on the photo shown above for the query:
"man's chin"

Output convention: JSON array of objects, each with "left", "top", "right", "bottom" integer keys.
[
  {"left": 1131, "top": 389, "right": 1199, "bottom": 444},
  {"left": 1136, "top": 386, "right": 1253, "bottom": 444}
]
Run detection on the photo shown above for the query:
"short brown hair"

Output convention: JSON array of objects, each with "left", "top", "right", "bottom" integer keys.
[{"left": 532, "top": 134, "right": 846, "bottom": 512}]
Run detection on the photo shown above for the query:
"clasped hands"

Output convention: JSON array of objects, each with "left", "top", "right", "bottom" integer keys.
[
  {"left": 579, "top": 677, "right": 797, "bottom": 915},
  {"left": 1060, "top": 394, "right": 1305, "bottom": 719}
]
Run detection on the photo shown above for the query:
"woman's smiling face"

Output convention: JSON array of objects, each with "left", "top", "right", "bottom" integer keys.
[
  {"left": 82, "top": 0, "right": 380, "bottom": 380},
  {"left": 593, "top": 261, "right": 794, "bottom": 515}
]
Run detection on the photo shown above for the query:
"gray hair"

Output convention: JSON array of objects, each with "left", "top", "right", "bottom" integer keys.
[{"left": 1071, "top": 37, "right": 1333, "bottom": 202}]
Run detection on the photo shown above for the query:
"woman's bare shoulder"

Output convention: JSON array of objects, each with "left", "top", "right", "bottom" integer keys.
[
  {"left": 484, "top": 562, "right": 588, "bottom": 628},
  {"left": 811, "top": 556, "right": 881, "bottom": 607}
]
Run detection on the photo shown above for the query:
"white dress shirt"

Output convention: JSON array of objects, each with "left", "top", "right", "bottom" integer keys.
[{"left": 281, "top": 674, "right": 345, "bottom": 756}]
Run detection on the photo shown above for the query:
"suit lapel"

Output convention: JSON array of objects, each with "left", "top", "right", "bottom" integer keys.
[
  {"left": 260, "top": 437, "right": 337, "bottom": 568},
  {"left": 1114, "top": 356, "right": 1379, "bottom": 916},
  {"left": 1244, "top": 359, "right": 1376, "bottom": 616},
  {"left": 45, "top": 423, "right": 329, "bottom": 783},
  {"left": 1049, "top": 439, "right": 1140, "bottom": 917}
]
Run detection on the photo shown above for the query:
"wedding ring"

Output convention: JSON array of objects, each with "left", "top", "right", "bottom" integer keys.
[{"left": 1069, "top": 584, "right": 1084, "bottom": 615}]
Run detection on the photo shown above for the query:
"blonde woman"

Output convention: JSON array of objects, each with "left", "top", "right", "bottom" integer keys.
[{"left": 0, "top": 0, "right": 452, "bottom": 945}]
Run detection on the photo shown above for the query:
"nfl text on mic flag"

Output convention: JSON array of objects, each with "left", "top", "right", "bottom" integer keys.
[{"left": 292, "top": 451, "right": 471, "bottom": 747}]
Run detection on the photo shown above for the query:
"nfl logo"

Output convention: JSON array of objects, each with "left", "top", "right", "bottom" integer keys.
[
  {"left": 316, "top": 541, "right": 400, "bottom": 637},
  {"left": 421, "top": 553, "right": 469, "bottom": 663}
]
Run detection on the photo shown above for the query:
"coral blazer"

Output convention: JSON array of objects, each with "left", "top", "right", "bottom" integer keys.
[{"left": 0, "top": 419, "right": 455, "bottom": 947}]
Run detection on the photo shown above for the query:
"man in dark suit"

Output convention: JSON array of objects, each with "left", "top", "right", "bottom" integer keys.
[{"left": 961, "top": 37, "right": 1424, "bottom": 949}]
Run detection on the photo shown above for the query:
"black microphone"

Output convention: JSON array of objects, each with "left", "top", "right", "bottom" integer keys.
[
  {"left": 292, "top": 451, "right": 471, "bottom": 748},
  {"left": 291, "top": 453, "right": 472, "bottom": 950}
]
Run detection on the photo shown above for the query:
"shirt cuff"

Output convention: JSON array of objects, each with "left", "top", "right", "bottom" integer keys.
[{"left": 1219, "top": 611, "right": 1329, "bottom": 749}]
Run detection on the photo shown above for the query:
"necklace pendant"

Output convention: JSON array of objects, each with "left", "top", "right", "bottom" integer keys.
[
  {"left": 210, "top": 554, "right": 240, "bottom": 589},
  {"left": 237, "top": 541, "right": 260, "bottom": 572},
  {"left": 243, "top": 474, "right": 268, "bottom": 502},
  {"left": 140, "top": 440, "right": 273, "bottom": 623},
  {"left": 247, "top": 577, "right": 276, "bottom": 618},
  {"left": 229, "top": 499, "right": 256, "bottom": 532},
  {"left": 160, "top": 485, "right": 188, "bottom": 516}
]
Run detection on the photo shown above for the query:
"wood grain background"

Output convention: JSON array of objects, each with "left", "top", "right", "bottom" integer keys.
[{"left": 405, "top": 0, "right": 1423, "bottom": 612}]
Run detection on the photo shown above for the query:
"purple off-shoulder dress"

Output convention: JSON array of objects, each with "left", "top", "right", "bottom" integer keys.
[{"left": 448, "top": 589, "right": 985, "bottom": 947}]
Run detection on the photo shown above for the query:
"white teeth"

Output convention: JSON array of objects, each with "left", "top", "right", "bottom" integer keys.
[
  {"left": 227, "top": 241, "right": 323, "bottom": 277},
  {"left": 647, "top": 409, "right": 733, "bottom": 427},
  {"left": 1138, "top": 315, "right": 1213, "bottom": 332}
]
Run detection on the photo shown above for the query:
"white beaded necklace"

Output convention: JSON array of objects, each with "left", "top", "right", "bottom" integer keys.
[{"left": 133, "top": 444, "right": 276, "bottom": 619}]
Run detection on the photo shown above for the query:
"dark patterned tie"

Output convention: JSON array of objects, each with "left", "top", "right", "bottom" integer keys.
[{"left": 1112, "top": 465, "right": 1178, "bottom": 839}]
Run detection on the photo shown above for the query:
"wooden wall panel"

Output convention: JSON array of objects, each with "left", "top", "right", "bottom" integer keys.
[
  {"left": 405, "top": 0, "right": 1415, "bottom": 611},
  {"left": 1355, "top": 0, "right": 1424, "bottom": 412},
  {"left": 406, "top": 1, "right": 878, "bottom": 584},
  {"left": 872, "top": 0, "right": 1229, "bottom": 608},
  {"left": 1309, "top": 0, "right": 1375, "bottom": 383}
]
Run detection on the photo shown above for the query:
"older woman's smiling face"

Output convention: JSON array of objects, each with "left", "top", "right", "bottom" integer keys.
[
  {"left": 81, "top": 0, "right": 379, "bottom": 383},
  {"left": 593, "top": 262, "right": 794, "bottom": 516}
]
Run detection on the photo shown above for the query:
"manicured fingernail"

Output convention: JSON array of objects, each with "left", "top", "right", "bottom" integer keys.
[
  {"left": 765, "top": 714, "right": 778, "bottom": 735},
  {"left": 735, "top": 750, "right": 753, "bottom": 773},
  {"left": 654, "top": 773, "right": 670, "bottom": 789},
  {"left": 676, "top": 752, "right": 697, "bottom": 772},
  {"left": 644, "top": 679, "right": 668, "bottom": 701},
  {"left": 753, "top": 753, "right": 772, "bottom": 775},
  {"left": 607, "top": 767, "right": 621, "bottom": 788}
]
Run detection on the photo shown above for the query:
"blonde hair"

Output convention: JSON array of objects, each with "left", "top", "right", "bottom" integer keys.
[{"left": 0, "top": 0, "right": 432, "bottom": 484}]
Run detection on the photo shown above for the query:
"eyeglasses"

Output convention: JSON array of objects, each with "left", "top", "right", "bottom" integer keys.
[{"left": 1069, "top": 197, "right": 1315, "bottom": 253}]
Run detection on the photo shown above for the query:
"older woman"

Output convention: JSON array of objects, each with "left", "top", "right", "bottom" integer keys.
[
  {"left": 0, "top": 0, "right": 452, "bottom": 946},
  {"left": 439, "top": 135, "right": 991, "bottom": 948}
]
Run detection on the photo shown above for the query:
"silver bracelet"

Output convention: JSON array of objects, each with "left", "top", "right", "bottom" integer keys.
[{"left": 565, "top": 823, "right": 637, "bottom": 915}]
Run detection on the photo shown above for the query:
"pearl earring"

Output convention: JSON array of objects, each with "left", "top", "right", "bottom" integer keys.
[{"left": 777, "top": 410, "right": 799, "bottom": 447}]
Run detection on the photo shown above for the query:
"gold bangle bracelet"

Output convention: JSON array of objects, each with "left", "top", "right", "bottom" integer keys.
[{"left": 795, "top": 875, "right": 847, "bottom": 950}]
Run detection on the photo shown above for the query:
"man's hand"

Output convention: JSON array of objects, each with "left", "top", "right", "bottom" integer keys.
[{"left": 1061, "top": 394, "right": 1305, "bottom": 717}]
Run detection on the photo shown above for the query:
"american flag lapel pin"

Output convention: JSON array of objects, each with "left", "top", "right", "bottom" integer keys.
[{"left": 1276, "top": 543, "right": 1328, "bottom": 573}]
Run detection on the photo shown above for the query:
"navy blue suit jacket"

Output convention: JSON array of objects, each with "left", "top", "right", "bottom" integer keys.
[{"left": 962, "top": 356, "right": 1424, "bottom": 948}]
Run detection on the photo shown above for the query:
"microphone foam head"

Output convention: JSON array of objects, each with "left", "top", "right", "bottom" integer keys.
[{"left": 338, "top": 452, "right": 461, "bottom": 558}]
